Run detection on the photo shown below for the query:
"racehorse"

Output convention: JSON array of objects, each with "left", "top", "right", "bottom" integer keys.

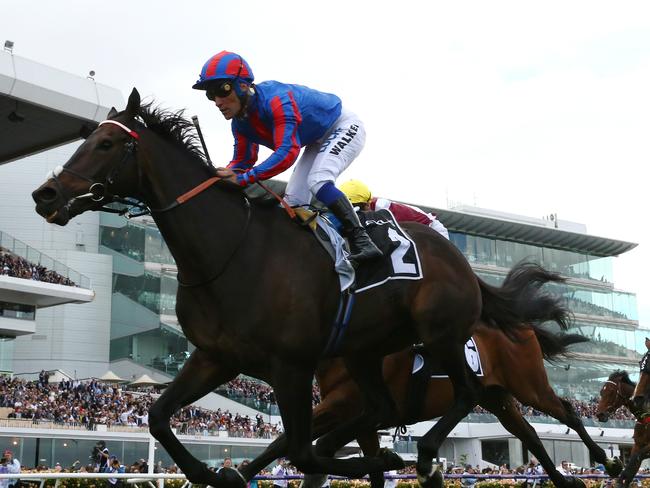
[
  {"left": 596, "top": 342, "right": 650, "bottom": 487},
  {"left": 247, "top": 320, "right": 621, "bottom": 488},
  {"left": 32, "top": 88, "right": 576, "bottom": 488}
]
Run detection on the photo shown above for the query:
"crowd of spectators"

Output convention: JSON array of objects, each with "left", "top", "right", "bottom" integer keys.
[
  {"left": 217, "top": 376, "right": 321, "bottom": 410},
  {"left": 472, "top": 396, "right": 635, "bottom": 421},
  {"left": 218, "top": 375, "right": 635, "bottom": 422},
  {"left": 0, "top": 374, "right": 282, "bottom": 439},
  {"left": 0, "top": 247, "right": 76, "bottom": 287}
]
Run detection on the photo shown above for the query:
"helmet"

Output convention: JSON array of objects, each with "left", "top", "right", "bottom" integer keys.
[
  {"left": 192, "top": 51, "right": 254, "bottom": 90},
  {"left": 340, "top": 180, "right": 372, "bottom": 205}
]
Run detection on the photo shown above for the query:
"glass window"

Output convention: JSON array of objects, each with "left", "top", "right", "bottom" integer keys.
[
  {"left": 0, "top": 302, "right": 35, "bottom": 320},
  {"left": 481, "top": 439, "right": 509, "bottom": 466}
]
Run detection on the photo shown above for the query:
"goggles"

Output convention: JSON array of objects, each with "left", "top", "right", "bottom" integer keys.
[{"left": 206, "top": 80, "right": 235, "bottom": 100}]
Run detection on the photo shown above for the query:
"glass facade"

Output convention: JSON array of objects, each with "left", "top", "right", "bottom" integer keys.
[
  {"left": 102, "top": 215, "right": 187, "bottom": 373},
  {"left": 100, "top": 215, "right": 642, "bottom": 406},
  {"left": 449, "top": 233, "right": 614, "bottom": 283}
]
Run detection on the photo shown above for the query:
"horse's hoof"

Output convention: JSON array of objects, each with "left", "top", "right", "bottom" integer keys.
[
  {"left": 565, "top": 476, "right": 587, "bottom": 488},
  {"left": 417, "top": 468, "right": 443, "bottom": 488},
  {"left": 605, "top": 457, "right": 624, "bottom": 477},
  {"left": 214, "top": 467, "right": 247, "bottom": 488},
  {"left": 378, "top": 448, "right": 405, "bottom": 471}
]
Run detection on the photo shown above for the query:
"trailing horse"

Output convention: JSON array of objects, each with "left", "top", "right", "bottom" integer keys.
[
  {"left": 248, "top": 294, "right": 621, "bottom": 488},
  {"left": 597, "top": 343, "right": 650, "bottom": 487},
  {"left": 32, "top": 88, "right": 576, "bottom": 488}
]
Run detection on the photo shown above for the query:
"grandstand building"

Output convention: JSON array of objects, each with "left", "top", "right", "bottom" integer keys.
[{"left": 1, "top": 50, "right": 647, "bottom": 471}]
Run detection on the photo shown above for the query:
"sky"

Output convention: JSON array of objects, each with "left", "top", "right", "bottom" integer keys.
[{"left": 3, "top": 0, "right": 649, "bottom": 327}]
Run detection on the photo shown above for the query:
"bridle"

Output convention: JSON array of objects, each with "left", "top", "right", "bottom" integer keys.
[
  {"left": 600, "top": 380, "right": 631, "bottom": 412},
  {"left": 46, "top": 120, "right": 145, "bottom": 217},
  {"left": 46, "top": 118, "right": 252, "bottom": 287}
]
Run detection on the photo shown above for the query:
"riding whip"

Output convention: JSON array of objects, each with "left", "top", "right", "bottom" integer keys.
[{"left": 191, "top": 115, "right": 212, "bottom": 163}]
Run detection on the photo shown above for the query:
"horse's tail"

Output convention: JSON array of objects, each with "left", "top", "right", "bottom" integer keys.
[
  {"left": 529, "top": 325, "right": 589, "bottom": 362},
  {"left": 478, "top": 261, "right": 573, "bottom": 341}
]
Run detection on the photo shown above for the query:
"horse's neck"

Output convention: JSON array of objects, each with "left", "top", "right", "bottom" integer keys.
[{"left": 142, "top": 144, "right": 251, "bottom": 280}]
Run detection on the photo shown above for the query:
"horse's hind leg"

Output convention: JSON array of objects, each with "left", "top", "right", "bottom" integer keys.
[
  {"left": 481, "top": 385, "right": 584, "bottom": 488},
  {"left": 533, "top": 394, "right": 623, "bottom": 477},
  {"left": 312, "top": 355, "right": 399, "bottom": 461},
  {"left": 416, "top": 342, "right": 481, "bottom": 488},
  {"left": 148, "top": 349, "right": 237, "bottom": 486},
  {"left": 506, "top": 378, "right": 623, "bottom": 477}
]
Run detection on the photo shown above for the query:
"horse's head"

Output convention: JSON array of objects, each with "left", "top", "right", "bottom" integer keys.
[
  {"left": 596, "top": 371, "right": 635, "bottom": 422},
  {"left": 32, "top": 88, "right": 143, "bottom": 226},
  {"left": 632, "top": 346, "right": 650, "bottom": 413}
]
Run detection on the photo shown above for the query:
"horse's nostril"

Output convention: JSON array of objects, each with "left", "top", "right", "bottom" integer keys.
[{"left": 33, "top": 187, "right": 58, "bottom": 204}]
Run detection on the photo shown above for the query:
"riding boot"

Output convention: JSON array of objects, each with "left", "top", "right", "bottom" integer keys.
[{"left": 328, "top": 195, "right": 383, "bottom": 262}]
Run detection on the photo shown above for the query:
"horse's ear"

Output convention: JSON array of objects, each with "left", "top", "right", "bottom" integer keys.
[
  {"left": 645, "top": 337, "right": 650, "bottom": 350},
  {"left": 79, "top": 122, "right": 98, "bottom": 140},
  {"left": 107, "top": 107, "right": 118, "bottom": 119},
  {"left": 125, "top": 88, "right": 141, "bottom": 120}
]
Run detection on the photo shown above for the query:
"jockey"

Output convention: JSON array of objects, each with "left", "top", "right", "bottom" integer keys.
[
  {"left": 192, "top": 51, "right": 382, "bottom": 263},
  {"left": 340, "top": 180, "right": 450, "bottom": 240}
]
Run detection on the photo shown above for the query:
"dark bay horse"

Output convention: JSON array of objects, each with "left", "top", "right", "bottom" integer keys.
[
  {"left": 32, "top": 88, "right": 572, "bottom": 487},
  {"left": 249, "top": 320, "right": 621, "bottom": 488},
  {"left": 597, "top": 344, "right": 650, "bottom": 487}
]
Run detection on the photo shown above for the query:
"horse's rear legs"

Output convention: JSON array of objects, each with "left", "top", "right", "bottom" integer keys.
[
  {"left": 148, "top": 350, "right": 237, "bottom": 486},
  {"left": 416, "top": 343, "right": 480, "bottom": 488},
  {"left": 481, "top": 386, "right": 585, "bottom": 488},
  {"left": 523, "top": 388, "right": 623, "bottom": 477}
]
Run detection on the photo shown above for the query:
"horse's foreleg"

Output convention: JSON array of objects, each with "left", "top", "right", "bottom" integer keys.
[
  {"left": 481, "top": 386, "right": 584, "bottom": 488},
  {"left": 617, "top": 446, "right": 649, "bottom": 488},
  {"left": 243, "top": 396, "right": 354, "bottom": 483},
  {"left": 416, "top": 343, "right": 480, "bottom": 488},
  {"left": 148, "top": 349, "right": 236, "bottom": 486},
  {"left": 270, "top": 363, "right": 403, "bottom": 478}
]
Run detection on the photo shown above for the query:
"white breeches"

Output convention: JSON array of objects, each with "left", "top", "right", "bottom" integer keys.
[{"left": 284, "top": 109, "right": 366, "bottom": 207}]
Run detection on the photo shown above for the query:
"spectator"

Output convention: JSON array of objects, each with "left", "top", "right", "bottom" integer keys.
[
  {"left": 271, "top": 459, "right": 289, "bottom": 488},
  {"left": 3, "top": 449, "right": 20, "bottom": 488},
  {"left": 93, "top": 441, "right": 110, "bottom": 472},
  {"left": 107, "top": 457, "right": 125, "bottom": 488},
  {"left": 558, "top": 460, "right": 572, "bottom": 476},
  {"left": 218, "top": 457, "right": 233, "bottom": 472}
]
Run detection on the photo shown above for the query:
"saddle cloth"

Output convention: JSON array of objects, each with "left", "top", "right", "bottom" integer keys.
[
  {"left": 404, "top": 338, "right": 483, "bottom": 422},
  {"left": 412, "top": 337, "right": 484, "bottom": 378},
  {"left": 294, "top": 207, "right": 422, "bottom": 294},
  {"left": 354, "top": 209, "right": 423, "bottom": 293}
]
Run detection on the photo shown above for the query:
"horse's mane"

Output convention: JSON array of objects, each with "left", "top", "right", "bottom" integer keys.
[
  {"left": 609, "top": 370, "right": 636, "bottom": 386},
  {"left": 136, "top": 101, "right": 209, "bottom": 167}
]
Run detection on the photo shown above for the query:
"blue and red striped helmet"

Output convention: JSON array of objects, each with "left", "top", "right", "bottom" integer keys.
[{"left": 192, "top": 51, "right": 254, "bottom": 90}]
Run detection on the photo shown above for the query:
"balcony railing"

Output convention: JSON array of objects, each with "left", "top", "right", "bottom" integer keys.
[{"left": 0, "top": 230, "right": 92, "bottom": 289}]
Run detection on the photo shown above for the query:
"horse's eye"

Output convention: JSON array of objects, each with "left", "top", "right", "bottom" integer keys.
[{"left": 99, "top": 140, "right": 113, "bottom": 150}]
